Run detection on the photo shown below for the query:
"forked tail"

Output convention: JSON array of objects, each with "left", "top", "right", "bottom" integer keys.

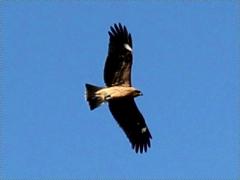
[{"left": 85, "top": 84, "right": 104, "bottom": 110}]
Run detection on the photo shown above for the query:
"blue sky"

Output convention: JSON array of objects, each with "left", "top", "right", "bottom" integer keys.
[{"left": 1, "top": 1, "right": 239, "bottom": 179}]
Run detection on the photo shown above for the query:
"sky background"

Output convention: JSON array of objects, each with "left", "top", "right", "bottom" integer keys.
[{"left": 1, "top": 1, "right": 240, "bottom": 179}]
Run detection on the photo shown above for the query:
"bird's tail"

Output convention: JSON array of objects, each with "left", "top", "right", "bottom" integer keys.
[{"left": 85, "top": 83, "right": 105, "bottom": 110}]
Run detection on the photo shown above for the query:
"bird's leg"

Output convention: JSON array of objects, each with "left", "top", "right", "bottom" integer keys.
[
  {"left": 104, "top": 94, "right": 111, "bottom": 101},
  {"left": 103, "top": 91, "right": 112, "bottom": 101}
]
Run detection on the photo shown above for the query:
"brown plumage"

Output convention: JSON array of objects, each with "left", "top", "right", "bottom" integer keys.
[{"left": 85, "top": 23, "right": 152, "bottom": 153}]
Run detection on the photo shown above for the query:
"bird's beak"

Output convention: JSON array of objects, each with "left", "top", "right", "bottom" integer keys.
[{"left": 139, "top": 92, "right": 143, "bottom": 96}]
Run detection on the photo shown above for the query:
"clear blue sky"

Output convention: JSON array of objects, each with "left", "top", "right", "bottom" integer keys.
[{"left": 1, "top": 1, "right": 239, "bottom": 179}]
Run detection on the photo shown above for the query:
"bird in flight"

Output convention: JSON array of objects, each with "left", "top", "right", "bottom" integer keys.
[{"left": 85, "top": 23, "right": 152, "bottom": 153}]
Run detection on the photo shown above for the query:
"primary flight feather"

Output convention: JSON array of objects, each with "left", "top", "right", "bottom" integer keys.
[{"left": 85, "top": 23, "right": 152, "bottom": 153}]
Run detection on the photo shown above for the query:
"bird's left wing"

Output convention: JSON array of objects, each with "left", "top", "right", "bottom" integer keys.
[
  {"left": 104, "top": 23, "right": 133, "bottom": 87},
  {"left": 108, "top": 98, "right": 152, "bottom": 153}
]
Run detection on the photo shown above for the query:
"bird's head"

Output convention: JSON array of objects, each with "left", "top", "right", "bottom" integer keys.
[{"left": 133, "top": 89, "right": 143, "bottom": 97}]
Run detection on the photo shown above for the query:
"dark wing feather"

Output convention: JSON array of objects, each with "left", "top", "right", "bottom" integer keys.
[
  {"left": 104, "top": 23, "right": 133, "bottom": 87},
  {"left": 108, "top": 98, "right": 152, "bottom": 153}
]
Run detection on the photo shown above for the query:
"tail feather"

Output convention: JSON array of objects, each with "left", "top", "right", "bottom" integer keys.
[{"left": 85, "top": 84, "right": 104, "bottom": 110}]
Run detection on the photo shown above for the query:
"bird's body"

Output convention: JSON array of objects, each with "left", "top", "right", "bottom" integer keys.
[
  {"left": 87, "top": 85, "right": 140, "bottom": 101},
  {"left": 85, "top": 84, "right": 141, "bottom": 109},
  {"left": 98, "top": 86, "right": 140, "bottom": 99},
  {"left": 85, "top": 23, "right": 152, "bottom": 153}
]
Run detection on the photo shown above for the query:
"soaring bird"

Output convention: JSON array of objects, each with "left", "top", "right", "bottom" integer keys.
[{"left": 85, "top": 23, "right": 152, "bottom": 153}]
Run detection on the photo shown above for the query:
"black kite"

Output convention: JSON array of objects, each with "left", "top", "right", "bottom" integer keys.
[{"left": 85, "top": 23, "right": 152, "bottom": 153}]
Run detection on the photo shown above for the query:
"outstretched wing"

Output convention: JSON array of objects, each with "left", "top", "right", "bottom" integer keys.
[
  {"left": 108, "top": 98, "right": 152, "bottom": 153},
  {"left": 104, "top": 23, "right": 133, "bottom": 87}
]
